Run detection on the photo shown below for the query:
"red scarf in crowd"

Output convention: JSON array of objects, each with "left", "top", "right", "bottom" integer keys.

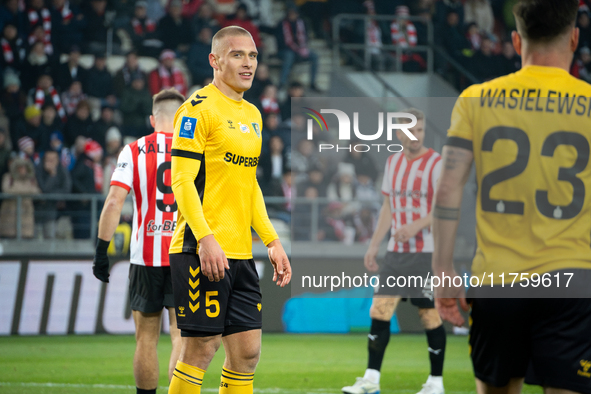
[
  {"left": 157, "top": 65, "right": 186, "bottom": 96},
  {"left": 27, "top": 7, "right": 53, "bottom": 55},
  {"left": 261, "top": 96, "right": 279, "bottom": 115},
  {"left": 131, "top": 17, "right": 156, "bottom": 36},
  {"left": 35, "top": 86, "right": 67, "bottom": 122},
  {"left": 282, "top": 19, "right": 309, "bottom": 57},
  {"left": 57, "top": 2, "right": 73, "bottom": 22},
  {"left": 93, "top": 162, "right": 103, "bottom": 192},
  {"left": 390, "top": 20, "right": 425, "bottom": 69},
  {"left": 1, "top": 37, "right": 23, "bottom": 64},
  {"left": 390, "top": 21, "right": 417, "bottom": 48},
  {"left": 1, "top": 38, "right": 14, "bottom": 63}
]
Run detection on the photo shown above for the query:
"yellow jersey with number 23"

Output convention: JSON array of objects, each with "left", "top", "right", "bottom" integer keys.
[{"left": 447, "top": 65, "right": 591, "bottom": 283}]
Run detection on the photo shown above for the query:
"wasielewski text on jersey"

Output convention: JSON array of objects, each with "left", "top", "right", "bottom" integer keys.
[{"left": 480, "top": 88, "right": 591, "bottom": 116}]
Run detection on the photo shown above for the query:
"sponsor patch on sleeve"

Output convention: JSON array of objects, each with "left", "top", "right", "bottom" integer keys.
[
  {"left": 179, "top": 116, "right": 197, "bottom": 139},
  {"left": 251, "top": 122, "right": 261, "bottom": 138}
]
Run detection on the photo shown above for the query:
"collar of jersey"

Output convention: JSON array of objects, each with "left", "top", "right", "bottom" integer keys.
[
  {"left": 404, "top": 147, "right": 433, "bottom": 163},
  {"left": 209, "top": 83, "right": 245, "bottom": 107},
  {"left": 520, "top": 65, "right": 571, "bottom": 76}
]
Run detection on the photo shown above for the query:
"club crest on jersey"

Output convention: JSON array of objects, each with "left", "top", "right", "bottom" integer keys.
[
  {"left": 238, "top": 122, "right": 250, "bottom": 133},
  {"left": 179, "top": 116, "right": 197, "bottom": 139},
  {"left": 252, "top": 122, "right": 261, "bottom": 138}
]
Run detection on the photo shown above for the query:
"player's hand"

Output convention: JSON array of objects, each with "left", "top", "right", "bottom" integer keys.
[
  {"left": 364, "top": 244, "right": 380, "bottom": 272},
  {"left": 393, "top": 223, "right": 419, "bottom": 243},
  {"left": 198, "top": 235, "right": 229, "bottom": 282},
  {"left": 433, "top": 270, "right": 469, "bottom": 326},
  {"left": 93, "top": 238, "right": 111, "bottom": 283},
  {"left": 267, "top": 239, "right": 291, "bottom": 287},
  {"left": 435, "top": 297, "right": 469, "bottom": 327}
]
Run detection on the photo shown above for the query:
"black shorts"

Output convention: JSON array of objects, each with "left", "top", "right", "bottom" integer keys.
[
  {"left": 374, "top": 252, "right": 434, "bottom": 309},
  {"left": 129, "top": 264, "right": 174, "bottom": 313},
  {"left": 470, "top": 297, "right": 591, "bottom": 393},
  {"left": 170, "top": 253, "right": 262, "bottom": 335}
]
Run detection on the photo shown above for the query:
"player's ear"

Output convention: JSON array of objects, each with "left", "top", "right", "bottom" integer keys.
[
  {"left": 571, "top": 27, "right": 580, "bottom": 53},
  {"left": 511, "top": 31, "right": 522, "bottom": 56},
  {"left": 149, "top": 115, "right": 155, "bottom": 128},
  {"left": 209, "top": 53, "right": 219, "bottom": 70}
]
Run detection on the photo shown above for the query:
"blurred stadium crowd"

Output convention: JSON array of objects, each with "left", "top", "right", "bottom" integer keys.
[
  {"left": 336, "top": 0, "right": 591, "bottom": 86},
  {"left": 1, "top": 0, "right": 590, "bottom": 243}
]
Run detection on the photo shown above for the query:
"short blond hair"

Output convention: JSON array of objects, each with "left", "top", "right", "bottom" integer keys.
[
  {"left": 152, "top": 88, "right": 185, "bottom": 117},
  {"left": 397, "top": 107, "right": 425, "bottom": 124},
  {"left": 211, "top": 26, "right": 254, "bottom": 54}
]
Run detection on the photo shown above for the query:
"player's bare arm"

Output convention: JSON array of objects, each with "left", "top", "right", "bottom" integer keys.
[
  {"left": 432, "top": 145, "right": 473, "bottom": 326},
  {"left": 364, "top": 196, "right": 393, "bottom": 272},
  {"left": 93, "top": 185, "right": 128, "bottom": 282},
  {"left": 267, "top": 239, "right": 291, "bottom": 287},
  {"left": 97, "top": 185, "right": 128, "bottom": 241}
]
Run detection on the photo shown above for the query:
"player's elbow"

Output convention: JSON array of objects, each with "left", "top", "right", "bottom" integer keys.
[
  {"left": 170, "top": 173, "right": 187, "bottom": 194},
  {"left": 434, "top": 181, "right": 460, "bottom": 205},
  {"left": 171, "top": 178, "right": 181, "bottom": 195},
  {"left": 171, "top": 177, "right": 194, "bottom": 204},
  {"left": 104, "top": 194, "right": 125, "bottom": 213}
]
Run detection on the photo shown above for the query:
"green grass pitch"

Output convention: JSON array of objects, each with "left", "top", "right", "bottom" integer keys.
[{"left": 0, "top": 334, "right": 542, "bottom": 394}]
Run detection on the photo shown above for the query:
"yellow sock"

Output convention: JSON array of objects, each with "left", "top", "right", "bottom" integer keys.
[
  {"left": 168, "top": 360, "right": 205, "bottom": 394},
  {"left": 219, "top": 367, "right": 254, "bottom": 394}
]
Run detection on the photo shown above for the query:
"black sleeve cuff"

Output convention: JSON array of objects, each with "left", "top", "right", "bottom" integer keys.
[
  {"left": 445, "top": 136, "right": 473, "bottom": 151},
  {"left": 171, "top": 149, "right": 204, "bottom": 160}
]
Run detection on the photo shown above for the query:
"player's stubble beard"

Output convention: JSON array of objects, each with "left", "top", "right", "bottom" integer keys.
[
  {"left": 218, "top": 63, "right": 254, "bottom": 92},
  {"left": 406, "top": 140, "right": 423, "bottom": 154}
]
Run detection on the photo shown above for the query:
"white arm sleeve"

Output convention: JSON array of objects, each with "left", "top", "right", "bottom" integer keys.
[{"left": 110, "top": 144, "right": 134, "bottom": 192}]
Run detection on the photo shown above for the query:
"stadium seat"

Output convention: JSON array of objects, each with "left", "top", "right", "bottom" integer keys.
[
  {"left": 59, "top": 53, "right": 95, "bottom": 68},
  {"left": 137, "top": 56, "right": 159, "bottom": 73},
  {"left": 77, "top": 54, "right": 96, "bottom": 69},
  {"left": 106, "top": 55, "right": 125, "bottom": 76}
]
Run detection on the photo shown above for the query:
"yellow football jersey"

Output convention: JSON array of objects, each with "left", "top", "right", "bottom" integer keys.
[
  {"left": 169, "top": 83, "right": 278, "bottom": 258},
  {"left": 448, "top": 65, "right": 591, "bottom": 282}
]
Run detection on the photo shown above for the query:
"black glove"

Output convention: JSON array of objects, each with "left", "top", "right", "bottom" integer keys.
[{"left": 93, "top": 238, "right": 111, "bottom": 283}]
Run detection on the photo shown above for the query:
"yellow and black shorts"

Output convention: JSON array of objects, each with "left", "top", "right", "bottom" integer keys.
[{"left": 170, "top": 253, "right": 262, "bottom": 337}]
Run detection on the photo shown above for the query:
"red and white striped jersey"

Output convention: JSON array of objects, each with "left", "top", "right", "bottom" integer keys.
[
  {"left": 110, "top": 131, "right": 177, "bottom": 267},
  {"left": 381, "top": 148, "right": 441, "bottom": 253}
]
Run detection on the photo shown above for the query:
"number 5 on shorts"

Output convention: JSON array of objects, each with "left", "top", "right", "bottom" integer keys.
[{"left": 206, "top": 291, "right": 220, "bottom": 318}]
